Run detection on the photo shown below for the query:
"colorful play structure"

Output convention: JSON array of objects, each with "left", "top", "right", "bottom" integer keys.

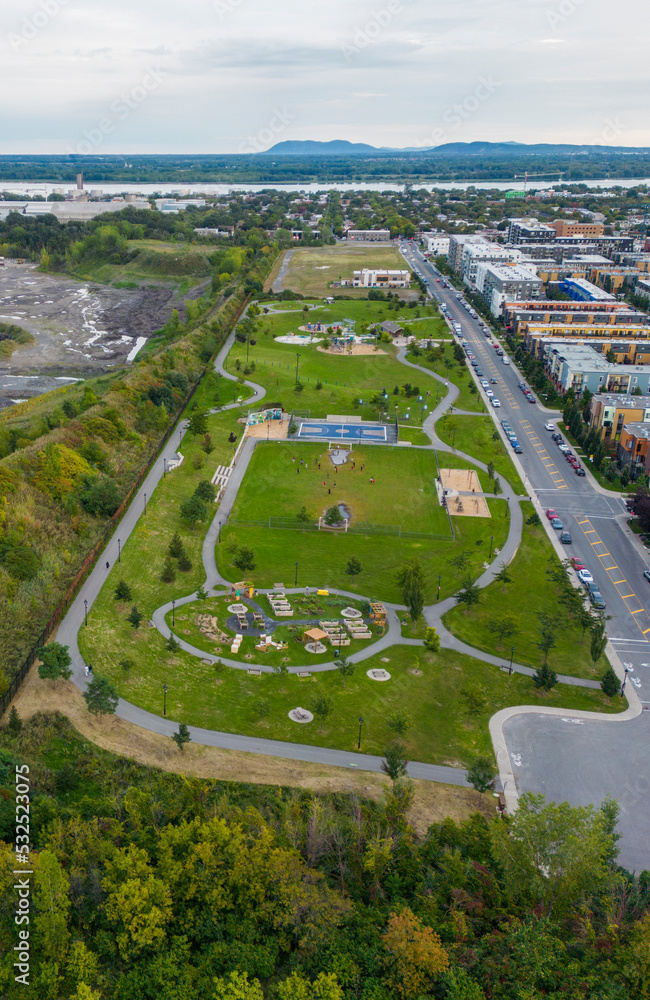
[{"left": 247, "top": 408, "right": 283, "bottom": 427}]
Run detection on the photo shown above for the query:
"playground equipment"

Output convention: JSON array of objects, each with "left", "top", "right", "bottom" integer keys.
[
  {"left": 231, "top": 581, "right": 255, "bottom": 598},
  {"left": 247, "top": 408, "right": 283, "bottom": 427}
]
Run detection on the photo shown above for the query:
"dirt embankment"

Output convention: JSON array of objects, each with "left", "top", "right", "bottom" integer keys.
[{"left": 0, "top": 261, "right": 208, "bottom": 406}]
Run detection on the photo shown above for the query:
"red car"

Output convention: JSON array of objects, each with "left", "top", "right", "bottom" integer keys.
[
  {"left": 571, "top": 557, "right": 585, "bottom": 571},
  {"left": 546, "top": 509, "right": 558, "bottom": 520}
]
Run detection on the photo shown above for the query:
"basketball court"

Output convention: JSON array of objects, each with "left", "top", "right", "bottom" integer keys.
[{"left": 296, "top": 420, "right": 392, "bottom": 442}]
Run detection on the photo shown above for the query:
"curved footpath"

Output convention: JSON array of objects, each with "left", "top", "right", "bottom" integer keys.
[{"left": 52, "top": 310, "right": 639, "bottom": 804}]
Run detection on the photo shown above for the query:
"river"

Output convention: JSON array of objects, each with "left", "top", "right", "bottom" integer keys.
[{"left": 2, "top": 178, "right": 650, "bottom": 198}]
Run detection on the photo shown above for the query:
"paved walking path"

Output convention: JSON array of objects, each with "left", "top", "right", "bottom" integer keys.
[{"left": 53, "top": 306, "right": 633, "bottom": 797}]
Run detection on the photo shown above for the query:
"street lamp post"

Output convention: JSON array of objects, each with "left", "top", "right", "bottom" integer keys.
[
  {"left": 144, "top": 492, "right": 147, "bottom": 515},
  {"left": 218, "top": 520, "right": 222, "bottom": 543},
  {"left": 509, "top": 647, "right": 515, "bottom": 675},
  {"left": 489, "top": 534, "right": 494, "bottom": 559},
  {"left": 294, "top": 562, "right": 299, "bottom": 587},
  {"left": 172, "top": 600, "right": 176, "bottom": 627},
  {"left": 163, "top": 683, "right": 167, "bottom": 718},
  {"left": 621, "top": 667, "right": 630, "bottom": 696},
  {"left": 437, "top": 574, "right": 441, "bottom": 601},
  {"left": 179, "top": 427, "right": 182, "bottom": 448},
  {"left": 163, "top": 457, "right": 167, "bottom": 475},
  {"left": 117, "top": 538, "right": 121, "bottom": 563},
  {"left": 357, "top": 716, "right": 363, "bottom": 750},
  {"left": 84, "top": 599, "right": 88, "bottom": 627}
]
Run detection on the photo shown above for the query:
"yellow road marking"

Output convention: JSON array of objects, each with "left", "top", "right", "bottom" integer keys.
[
  {"left": 584, "top": 529, "right": 596, "bottom": 534},
  {"left": 613, "top": 579, "right": 626, "bottom": 585},
  {"left": 643, "top": 627, "right": 650, "bottom": 635},
  {"left": 578, "top": 519, "right": 590, "bottom": 524},
  {"left": 621, "top": 593, "right": 635, "bottom": 599},
  {"left": 631, "top": 609, "right": 644, "bottom": 615}
]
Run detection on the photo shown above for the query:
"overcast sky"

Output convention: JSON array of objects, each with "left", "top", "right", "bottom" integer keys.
[{"left": 1, "top": 0, "right": 648, "bottom": 154}]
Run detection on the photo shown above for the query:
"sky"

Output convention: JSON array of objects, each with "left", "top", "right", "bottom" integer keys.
[{"left": 1, "top": 0, "right": 648, "bottom": 155}]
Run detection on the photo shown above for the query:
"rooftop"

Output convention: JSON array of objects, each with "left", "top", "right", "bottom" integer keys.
[{"left": 593, "top": 393, "right": 650, "bottom": 408}]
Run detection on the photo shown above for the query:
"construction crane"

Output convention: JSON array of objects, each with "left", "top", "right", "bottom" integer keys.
[{"left": 513, "top": 171, "right": 566, "bottom": 191}]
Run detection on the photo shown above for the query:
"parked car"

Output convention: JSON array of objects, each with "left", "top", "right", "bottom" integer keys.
[
  {"left": 512, "top": 442, "right": 523, "bottom": 454},
  {"left": 589, "top": 590, "right": 606, "bottom": 609},
  {"left": 577, "top": 569, "right": 594, "bottom": 585},
  {"left": 575, "top": 467, "right": 586, "bottom": 476},
  {"left": 480, "top": 379, "right": 489, "bottom": 388},
  {"left": 551, "top": 433, "right": 563, "bottom": 443},
  {"left": 527, "top": 395, "right": 536, "bottom": 403},
  {"left": 571, "top": 557, "right": 585, "bottom": 571},
  {"left": 545, "top": 423, "right": 555, "bottom": 431},
  {"left": 551, "top": 518, "right": 563, "bottom": 530},
  {"left": 486, "top": 389, "right": 494, "bottom": 398},
  {"left": 586, "top": 580, "right": 600, "bottom": 595},
  {"left": 644, "top": 569, "right": 650, "bottom": 582},
  {"left": 491, "top": 398, "right": 501, "bottom": 407},
  {"left": 546, "top": 508, "right": 558, "bottom": 520},
  {"left": 560, "top": 531, "right": 572, "bottom": 544}
]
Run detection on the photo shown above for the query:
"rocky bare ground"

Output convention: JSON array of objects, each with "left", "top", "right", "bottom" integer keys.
[{"left": 0, "top": 262, "right": 206, "bottom": 407}]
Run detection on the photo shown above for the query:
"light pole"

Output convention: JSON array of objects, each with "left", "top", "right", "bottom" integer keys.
[
  {"left": 437, "top": 574, "right": 441, "bottom": 601},
  {"left": 294, "top": 562, "right": 299, "bottom": 587},
  {"left": 218, "top": 520, "right": 222, "bottom": 543},
  {"left": 117, "top": 538, "right": 121, "bottom": 563},
  {"left": 179, "top": 427, "right": 182, "bottom": 448},
  {"left": 509, "top": 647, "right": 515, "bottom": 675},
  {"left": 621, "top": 667, "right": 630, "bottom": 696},
  {"left": 144, "top": 492, "right": 147, "bottom": 515},
  {"left": 172, "top": 600, "right": 175, "bottom": 627},
  {"left": 84, "top": 599, "right": 88, "bottom": 627},
  {"left": 357, "top": 716, "right": 363, "bottom": 750},
  {"left": 489, "top": 534, "right": 494, "bottom": 559},
  {"left": 163, "top": 683, "right": 167, "bottom": 718},
  {"left": 163, "top": 457, "right": 167, "bottom": 475}
]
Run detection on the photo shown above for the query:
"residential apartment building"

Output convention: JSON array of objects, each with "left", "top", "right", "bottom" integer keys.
[
  {"left": 617, "top": 422, "right": 650, "bottom": 476},
  {"left": 448, "top": 234, "right": 489, "bottom": 272},
  {"left": 590, "top": 393, "right": 650, "bottom": 442},
  {"left": 507, "top": 219, "right": 556, "bottom": 243},
  {"left": 504, "top": 299, "right": 648, "bottom": 335},
  {"left": 345, "top": 229, "right": 391, "bottom": 242},
  {"left": 552, "top": 220, "right": 605, "bottom": 238},
  {"left": 532, "top": 336, "right": 650, "bottom": 366},
  {"left": 559, "top": 278, "right": 616, "bottom": 302},
  {"left": 475, "top": 263, "right": 543, "bottom": 317},
  {"left": 460, "top": 243, "right": 524, "bottom": 288},
  {"left": 522, "top": 322, "right": 650, "bottom": 354},
  {"left": 547, "top": 346, "right": 650, "bottom": 397}
]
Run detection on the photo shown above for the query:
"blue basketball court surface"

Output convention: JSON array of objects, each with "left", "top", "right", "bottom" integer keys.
[{"left": 297, "top": 421, "right": 388, "bottom": 441}]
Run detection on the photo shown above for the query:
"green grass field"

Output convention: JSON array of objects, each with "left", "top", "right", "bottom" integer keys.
[
  {"left": 76, "top": 633, "right": 624, "bottom": 767},
  {"left": 443, "top": 503, "right": 603, "bottom": 679},
  {"left": 230, "top": 308, "right": 451, "bottom": 428},
  {"left": 437, "top": 414, "right": 526, "bottom": 495},
  {"left": 405, "top": 343, "right": 486, "bottom": 413},
  {"left": 271, "top": 245, "right": 414, "bottom": 298},
  {"left": 231, "top": 442, "right": 452, "bottom": 532},
  {"left": 221, "top": 440, "right": 508, "bottom": 602}
]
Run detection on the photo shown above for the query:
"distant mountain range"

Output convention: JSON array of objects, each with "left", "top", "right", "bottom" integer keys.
[{"left": 262, "top": 139, "right": 650, "bottom": 157}]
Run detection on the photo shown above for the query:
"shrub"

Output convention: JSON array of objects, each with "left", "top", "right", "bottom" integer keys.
[{"left": 114, "top": 580, "right": 132, "bottom": 602}]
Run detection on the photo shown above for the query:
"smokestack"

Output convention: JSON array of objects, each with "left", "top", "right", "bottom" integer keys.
[{"left": 76, "top": 173, "right": 84, "bottom": 190}]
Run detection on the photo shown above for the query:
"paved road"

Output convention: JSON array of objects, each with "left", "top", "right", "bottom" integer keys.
[
  {"left": 503, "top": 710, "right": 650, "bottom": 872},
  {"left": 402, "top": 242, "right": 648, "bottom": 863}
]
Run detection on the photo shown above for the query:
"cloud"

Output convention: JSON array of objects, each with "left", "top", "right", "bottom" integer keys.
[{"left": 0, "top": 0, "right": 647, "bottom": 152}]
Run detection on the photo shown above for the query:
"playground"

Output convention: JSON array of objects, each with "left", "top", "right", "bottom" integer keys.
[{"left": 246, "top": 408, "right": 290, "bottom": 439}]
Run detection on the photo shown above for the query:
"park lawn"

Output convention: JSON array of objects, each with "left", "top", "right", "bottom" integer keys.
[
  {"left": 405, "top": 343, "right": 486, "bottom": 414},
  {"left": 219, "top": 501, "right": 509, "bottom": 606},
  {"left": 436, "top": 414, "right": 526, "bottom": 496},
  {"left": 74, "top": 635, "right": 625, "bottom": 768},
  {"left": 163, "top": 595, "right": 382, "bottom": 669},
  {"left": 257, "top": 298, "right": 440, "bottom": 339},
  {"left": 275, "top": 245, "right": 414, "bottom": 298},
  {"left": 229, "top": 335, "right": 447, "bottom": 427},
  {"left": 443, "top": 503, "right": 603, "bottom": 680},
  {"left": 79, "top": 402, "right": 254, "bottom": 650},
  {"left": 230, "top": 442, "right": 456, "bottom": 533}
]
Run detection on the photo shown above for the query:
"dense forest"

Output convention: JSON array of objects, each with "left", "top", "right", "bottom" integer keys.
[
  {"left": 2, "top": 150, "right": 650, "bottom": 184},
  {"left": 1, "top": 710, "right": 649, "bottom": 999}
]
